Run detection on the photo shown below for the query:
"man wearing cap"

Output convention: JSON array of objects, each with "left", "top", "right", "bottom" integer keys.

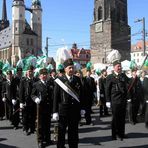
[
  {"left": 2, "top": 70, "right": 18, "bottom": 128},
  {"left": 19, "top": 65, "right": 39, "bottom": 135},
  {"left": 31, "top": 68, "right": 53, "bottom": 148},
  {"left": 127, "top": 68, "right": 143, "bottom": 125},
  {"left": 0, "top": 69, "right": 6, "bottom": 120},
  {"left": 99, "top": 69, "right": 109, "bottom": 117},
  {"left": 106, "top": 60, "right": 129, "bottom": 140},
  {"left": 83, "top": 69, "right": 96, "bottom": 125},
  {"left": 12, "top": 67, "right": 24, "bottom": 128},
  {"left": 53, "top": 58, "right": 85, "bottom": 148}
]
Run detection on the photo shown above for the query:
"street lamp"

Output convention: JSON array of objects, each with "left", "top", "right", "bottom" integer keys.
[
  {"left": 45, "top": 37, "right": 51, "bottom": 57},
  {"left": 134, "top": 17, "right": 146, "bottom": 56}
]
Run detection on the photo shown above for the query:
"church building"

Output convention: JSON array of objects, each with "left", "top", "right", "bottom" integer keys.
[
  {"left": 90, "top": 0, "right": 131, "bottom": 64},
  {"left": 0, "top": 0, "right": 42, "bottom": 66}
]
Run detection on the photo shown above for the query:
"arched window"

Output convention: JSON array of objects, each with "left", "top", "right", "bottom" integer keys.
[{"left": 98, "top": 6, "right": 102, "bottom": 21}]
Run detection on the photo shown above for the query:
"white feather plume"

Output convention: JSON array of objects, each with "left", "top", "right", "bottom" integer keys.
[
  {"left": 56, "top": 46, "right": 72, "bottom": 68},
  {"left": 106, "top": 49, "right": 121, "bottom": 63}
]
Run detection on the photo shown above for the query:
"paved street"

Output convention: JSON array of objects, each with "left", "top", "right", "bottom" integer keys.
[{"left": 0, "top": 106, "right": 148, "bottom": 148}]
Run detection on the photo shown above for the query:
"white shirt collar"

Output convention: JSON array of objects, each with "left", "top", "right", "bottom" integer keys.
[
  {"left": 114, "top": 71, "right": 119, "bottom": 75},
  {"left": 66, "top": 74, "right": 72, "bottom": 80},
  {"left": 41, "top": 80, "right": 46, "bottom": 84}
]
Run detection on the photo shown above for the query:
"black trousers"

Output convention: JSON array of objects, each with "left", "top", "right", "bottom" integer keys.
[
  {"left": 12, "top": 103, "right": 20, "bottom": 127},
  {"left": 57, "top": 115, "right": 79, "bottom": 148},
  {"left": 22, "top": 105, "right": 36, "bottom": 132},
  {"left": 128, "top": 99, "right": 140, "bottom": 123},
  {"left": 111, "top": 103, "right": 126, "bottom": 138},
  {"left": 36, "top": 105, "right": 51, "bottom": 143}
]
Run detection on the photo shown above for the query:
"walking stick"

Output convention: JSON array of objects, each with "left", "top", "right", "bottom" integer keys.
[
  {"left": 4, "top": 93, "right": 8, "bottom": 120},
  {"left": 36, "top": 92, "right": 41, "bottom": 138},
  {"left": 36, "top": 103, "right": 39, "bottom": 133},
  {"left": 53, "top": 122, "right": 58, "bottom": 142}
]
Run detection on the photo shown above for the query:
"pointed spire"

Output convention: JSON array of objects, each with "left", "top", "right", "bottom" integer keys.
[
  {"left": 0, "top": 0, "right": 9, "bottom": 31},
  {"left": 2, "top": 0, "right": 7, "bottom": 21}
]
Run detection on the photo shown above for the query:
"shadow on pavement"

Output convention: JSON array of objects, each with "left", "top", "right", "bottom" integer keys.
[
  {"left": 0, "top": 143, "right": 18, "bottom": 148},
  {"left": 79, "top": 126, "right": 110, "bottom": 133},
  {"left": 80, "top": 135, "right": 112, "bottom": 145},
  {"left": 0, "top": 138, "right": 7, "bottom": 142},
  {"left": 127, "top": 132, "right": 148, "bottom": 139},
  {"left": 120, "top": 145, "right": 148, "bottom": 148},
  {"left": 0, "top": 126, "right": 14, "bottom": 130}
]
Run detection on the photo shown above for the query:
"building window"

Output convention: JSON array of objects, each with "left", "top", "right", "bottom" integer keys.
[
  {"left": 31, "top": 38, "right": 33, "bottom": 46},
  {"left": 137, "top": 53, "right": 139, "bottom": 56},
  {"left": 141, "top": 53, "right": 143, "bottom": 56},
  {"left": 98, "top": 6, "right": 102, "bottom": 21},
  {"left": 26, "top": 38, "right": 29, "bottom": 45}
]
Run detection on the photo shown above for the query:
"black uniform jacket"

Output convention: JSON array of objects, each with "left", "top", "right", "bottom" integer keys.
[
  {"left": 128, "top": 76, "right": 143, "bottom": 102},
  {"left": 31, "top": 79, "right": 53, "bottom": 113},
  {"left": 99, "top": 76, "right": 107, "bottom": 103},
  {"left": 142, "top": 77, "right": 148, "bottom": 100},
  {"left": 53, "top": 75, "right": 84, "bottom": 116},
  {"left": 2, "top": 78, "right": 17, "bottom": 104},
  {"left": 19, "top": 77, "right": 39, "bottom": 105},
  {"left": 106, "top": 72, "right": 129, "bottom": 105}
]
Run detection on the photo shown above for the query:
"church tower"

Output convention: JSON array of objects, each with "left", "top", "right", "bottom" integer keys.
[
  {"left": 90, "top": 0, "right": 131, "bottom": 64},
  {"left": 31, "top": 0, "right": 42, "bottom": 55},
  {"left": 0, "top": 0, "right": 9, "bottom": 31},
  {"left": 11, "top": 0, "right": 25, "bottom": 65}
]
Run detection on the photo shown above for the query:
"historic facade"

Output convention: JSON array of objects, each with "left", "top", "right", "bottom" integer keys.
[
  {"left": 0, "top": 0, "right": 42, "bottom": 66},
  {"left": 90, "top": 0, "right": 131, "bottom": 64},
  {"left": 131, "top": 41, "right": 148, "bottom": 66},
  {"left": 69, "top": 43, "right": 91, "bottom": 68}
]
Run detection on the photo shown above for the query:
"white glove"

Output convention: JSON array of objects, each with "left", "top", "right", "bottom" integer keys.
[
  {"left": 20, "top": 103, "right": 24, "bottom": 109},
  {"left": 52, "top": 113, "right": 59, "bottom": 121},
  {"left": 2, "top": 98, "right": 6, "bottom": 102},
  {"left": 146, "top": 100, "right": 148, "bottom": 103},
  {"left": 106, "top": 102, "right": 111, "bottom": 108},
  {"left": 35, "top": 98, "right": 41, "bottom": 104},
  {"left": 80, "top": 110, "right": 86, "bottom": 116},
  {"left": 127, "top": 99, "right": 131, "bottom": 102},
  {"left": 12, "top": 99, "right": 17, "bottom": 105}
]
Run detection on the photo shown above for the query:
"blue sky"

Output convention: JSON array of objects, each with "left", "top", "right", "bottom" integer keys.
[{"left": 0, "top": 0, "right": 148, "bottom": 58}]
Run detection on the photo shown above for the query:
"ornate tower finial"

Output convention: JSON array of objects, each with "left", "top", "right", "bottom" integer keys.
[{"left": 32, "top": 0, "right": 41, "bottom": 6}]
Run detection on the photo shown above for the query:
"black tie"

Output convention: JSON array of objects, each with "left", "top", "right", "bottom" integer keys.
[{"left": 69, "top": 77, "right": 72, "bottom": 83}]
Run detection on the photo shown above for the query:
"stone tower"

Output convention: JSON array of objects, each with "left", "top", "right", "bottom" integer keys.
[
  {"left": 90, "top": 0, "right": 131, "bottom": 64},
  {"left": 11, "top": 0, "right": 25, "bottom": 65},
  {"left": 31, "top": 0, "right": 42, "bottom": 54},
  {"left": 0, "top": 0, "right": 9, "bottom": 31}
]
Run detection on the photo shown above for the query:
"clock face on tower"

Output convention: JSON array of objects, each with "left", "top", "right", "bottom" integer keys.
[{"left": 95, "top": 22, "right": 102, "bottom": 32}]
